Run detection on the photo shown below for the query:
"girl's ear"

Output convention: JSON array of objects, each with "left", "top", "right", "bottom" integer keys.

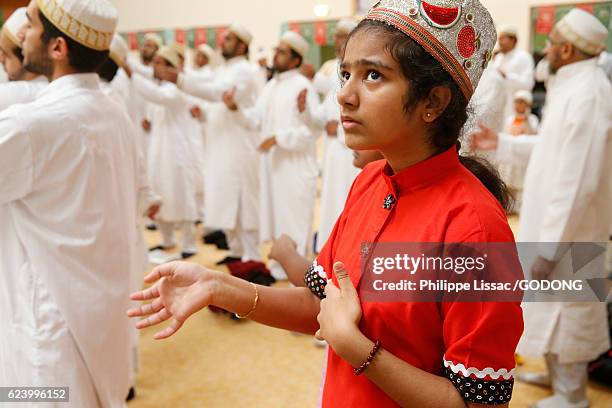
[{"left": 422, "top": 86, "right": 451, "bottom": 123}]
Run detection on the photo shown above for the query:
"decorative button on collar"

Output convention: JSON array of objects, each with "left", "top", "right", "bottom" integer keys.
[{"left": 383, "top": 194, "right": 396, "bottom": 210}]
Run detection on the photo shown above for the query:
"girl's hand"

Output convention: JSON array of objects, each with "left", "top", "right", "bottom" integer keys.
[
  {"left": 127, "top": 261, "right": 221, "bottom": 340},
  {"left": 315, "top": 262, "right": 363, "bottom": 356}
]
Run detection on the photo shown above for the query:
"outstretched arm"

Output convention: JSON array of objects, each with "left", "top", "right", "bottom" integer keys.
[{"left": 127, "top": 261, "right": 320, "bottom": 339}]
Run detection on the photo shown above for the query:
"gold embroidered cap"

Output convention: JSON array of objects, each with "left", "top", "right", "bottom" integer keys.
[
  {"left": 37, "top": 0, "right": 118, "bottom": 51},
  {"left": 366, "top": 0, "right": 497, "bottom": 100},
  {"left": 157, "top": 46, "right": 181, "bottom": 69},
  {"left": 2, "top": 7, "right": 28, "bottom": 48},
  {"left": 144, "top": 32, "right": 163, "bottom": 48}
]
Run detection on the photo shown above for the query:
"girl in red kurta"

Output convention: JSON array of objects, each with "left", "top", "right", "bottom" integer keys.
[{"left": 129, "top": 1, "right": 524, "bottom": 406}]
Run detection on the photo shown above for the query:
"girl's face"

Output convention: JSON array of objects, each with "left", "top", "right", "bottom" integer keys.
[{"left": 337, "top": 29, "right": 421, "bottom": 152}]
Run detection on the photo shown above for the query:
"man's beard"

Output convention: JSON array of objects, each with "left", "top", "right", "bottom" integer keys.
[
  {"left": 142, "top": 52, "right": 154, "bottom": 64},
  {"left": 222, "top": 44, "right": 237, "bottom": 60},
  {"left": 23, "top": 45, "right": 53, "bottom": 77}
]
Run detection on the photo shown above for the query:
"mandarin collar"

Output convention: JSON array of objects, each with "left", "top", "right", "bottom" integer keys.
[
  {"left": 277, "top": 68, "right": 299, "bottom": 81},
  {"left": 380, "top": 147, "right": 461, "bottom": 195},
  {"left": 37, "top": 73, "right": 100, "bottom": 100},
  {"left": 554, "top": 58, "right": 598, "bottom": 83}
]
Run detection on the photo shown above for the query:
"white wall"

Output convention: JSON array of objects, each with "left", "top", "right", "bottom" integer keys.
[
  {"left": 110, "top": 0, "right": 355, "bottom": 55},
  {"left": 111, "top": 0, "right": 605, "bottom": 53}
]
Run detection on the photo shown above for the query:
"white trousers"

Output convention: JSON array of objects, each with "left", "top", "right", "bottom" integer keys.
[{"left": 158, "top": 220, "right": 197, "bottom": 254}]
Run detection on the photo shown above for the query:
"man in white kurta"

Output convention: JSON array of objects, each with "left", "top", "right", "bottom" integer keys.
[
  {"left": 226, "top": 31, "right": 319, "bottom": 279},
  {"left": 306, "top": 19, "right": 360, "bottom": 254},
  {"left": 0, "top": 0, "right": 143, "bottom": 406},
  {"left": 0, "top": 7, "right": 48, "bottom": 111},
  {"left": 159, "top": 25, "right": 261, "bottom": 263},
  {"left": 472, "top": 9, "right": 611, "bottom": 408},
  {"left": 133, "top": 47, "right": 202, "bottom": 259},
  {"left": 492, "top": 27, "right": 535, "bottom": 120}
]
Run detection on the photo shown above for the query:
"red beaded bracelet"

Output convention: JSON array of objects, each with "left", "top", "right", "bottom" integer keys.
[{"left": 354, "top": 340, "right": 382, "bottom": 376}]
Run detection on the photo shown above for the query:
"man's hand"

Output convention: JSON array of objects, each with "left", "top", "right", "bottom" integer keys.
[
  {"left": 269, "top": 234, "right": 298, "bottom": 264},
  {"left": 259, "top": 136, "right": 277, "bottom": 153},
  {"left": 222, "top": 88, "right": 238, "bottom": 111},
  {"left": 531, "top": 256, "right": 557, "bottom": 281},
  {"left": 297, "top": 89, "right": 308, "bottom": 113},
  {"left": 326, "top": 120, "right": 339, "bottom": 137},
  {"left": 469, "top": 123, "right": 499, "bottom": 151},
  {"left": 147, "top": 203, "right": 161, "bottom": 220},
  {"left": 142, "top": 119, "right": 152, "bottom": 133},
  {"left": 190, "top": 106, "right": 203, "bottom": 119}
]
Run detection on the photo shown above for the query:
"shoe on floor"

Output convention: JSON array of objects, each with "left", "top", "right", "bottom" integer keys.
[
  {"left": 216, "top": 256, "right": 242, "bottom": 265},
  {"left": 126, "top": 387, "right": 135, "bottom": 402},
  {"left": 181, "top": 251, "right": 197, "bottom": 259}
]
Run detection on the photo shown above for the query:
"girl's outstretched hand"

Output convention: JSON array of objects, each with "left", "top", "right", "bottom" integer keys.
[{"left": 127, "top": 261, "right": 220, "bottom": 340}]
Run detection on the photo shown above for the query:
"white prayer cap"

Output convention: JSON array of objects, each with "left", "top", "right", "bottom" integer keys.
[
  {"left": 498, "top": 25, "right": 518, "bottom": 38},
  {"left": 37, "top": 0, "right": 118, "bottom": 51},
  {"left": 280, "top": 31, "right": 309, "bottom": 58},
  {"left": 109, "top": 34, "right": 128, "bottom": 68},
  {"left": 513, "top": 90, "right": 533, "bottom": 105},
  {"left": 143, "top": 32, "right": 163, "bottom": 48},
  {"left": 170, "top": 42, "right": 186, "bottom": 59},
  {"left": 156, "top": 46, "right": 180, "bottom": 69},
  {"left": 228, "top": 24, "right": 253, "bottom": 46},
  {"left": 2, "top": 7, "right": 27, "bottom": 48},
  {"left": 197, "top": 43, "right": 215, "bottom": 60},
  {"left": 336, "top": 18, "right": 358, "bottom": 35},
  {"left": 555, "top": 8, "right": 608, "bottom": 56}
]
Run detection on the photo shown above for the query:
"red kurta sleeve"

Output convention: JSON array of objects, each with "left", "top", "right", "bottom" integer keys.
[{"left": 441, "top": 297, "right": 523, "bottom": 404}]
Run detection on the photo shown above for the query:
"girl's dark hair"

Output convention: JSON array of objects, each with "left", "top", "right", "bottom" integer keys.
[
  {"left": 39, "top": 10, "right": 109, "bottom": 73},
  {"left": 347, "top": 20, "right": 512, "bottom": 211}
]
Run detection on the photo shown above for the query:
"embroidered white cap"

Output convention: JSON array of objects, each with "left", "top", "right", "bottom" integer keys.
[
  {"left": 156, "top": 46, "right": 180, "bottom": 69},
  {"left": 197, "top": 43, "right": 215, "bottom": 60},
  {"left": 37, "top": 0, "right": 118, "bottom": 51},
  {"left": 513, "top": 90, "right": 533, "bottom": 105},
  {"left": 336, "top": 18, "right": 359, "bottom": 35},
  {"left": 281, "top": 30, "right": 309, "bottom": 58},
  {"left": 2, "top": 7, "right": 27, "bottom": 48},
  {"left": 555, "top": 8, "right": 608, "bottom": 56},
  {"left": 228, "top": 24, "right": 253, "bottom": 46},
  {"left": 143, "top": 32, "right": 163, "bottom": 48}
]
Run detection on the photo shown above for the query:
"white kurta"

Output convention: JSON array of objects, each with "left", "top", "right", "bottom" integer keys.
[
  {"left": 492, "top": 48, "right": 535, "bottom": 120},
  {"left": 112, "top": 68, "right": 150, "bottom": 161},
  {"left": 237, "top": 69, "right": 319, "bottom": 255},
  {"left": 306, "top": 66, "right": 359, "bottom": 253},
  {"left": 133, "top": 73, "right": 202, "bottom": 223},
  {"left": 0, "top": 74, "right": 143, "bottom": 407},
  {"left": 0, "top": 76, "right": 48, "bottom": 112},
  {"left": 499, "top": 113, "right": 539, "bottom": 194},
  {"left": 495, "top": 59, "right": 612, "bottom": 364},
  {"left": 179, "top": 56, "right": 260, "bottom": 231}
]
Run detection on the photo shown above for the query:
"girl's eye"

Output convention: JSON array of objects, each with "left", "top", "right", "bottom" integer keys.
[
  {"left": 366, "top": 70, "right": 381, "bottom": 81},
  {"left": 339, "top": 71, "right": 350, "bottom": 86}
]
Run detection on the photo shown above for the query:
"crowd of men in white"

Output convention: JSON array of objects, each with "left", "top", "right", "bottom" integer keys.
[{"left": 0, "top": 0, "right": 610, "bottom": 407}]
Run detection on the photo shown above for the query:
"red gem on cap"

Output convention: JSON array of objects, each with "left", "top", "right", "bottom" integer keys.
[
  {"left": 421, "top": 0, "right": 461, "bottom": 28},
  {"left": 457, "top": 25, "right": 476, "bottom": 58}
]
